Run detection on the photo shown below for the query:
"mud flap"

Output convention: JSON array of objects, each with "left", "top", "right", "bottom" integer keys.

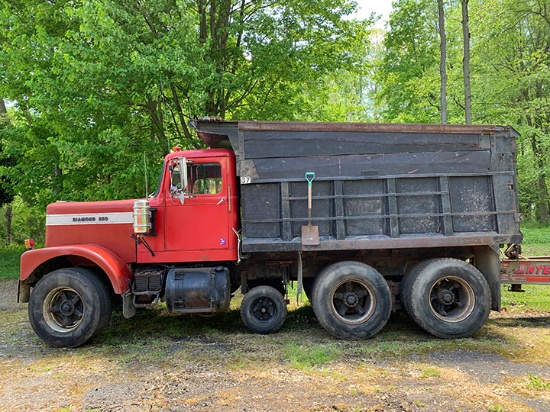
[{"left": 122, "top": 291, "right": 136, "bottom": 318}]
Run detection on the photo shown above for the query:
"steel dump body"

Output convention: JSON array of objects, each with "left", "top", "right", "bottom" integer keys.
[{"left": 195, "top": 121, "right": 522, "bottom": 253}]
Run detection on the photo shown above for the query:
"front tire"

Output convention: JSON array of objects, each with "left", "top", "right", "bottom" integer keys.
[
  {"left": 403, "top": 258, "right": 491, "bottom": 339},
  {"left": 311, "top": 261, "right": 391, "bottom": 340},
  {"left": 29, "top": 268, "right": 112, "bottom": 348},
  {"left": 240, "top": 285, "right": 287, "bottom": 334}
]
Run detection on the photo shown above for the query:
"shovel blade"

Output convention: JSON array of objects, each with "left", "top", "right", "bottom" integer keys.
[{"left": 301, "top": 223, "right": 320, "bottom": 246}]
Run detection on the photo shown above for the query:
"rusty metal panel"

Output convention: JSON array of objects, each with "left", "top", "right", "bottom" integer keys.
[
  {"left": 343, "top": 180, "right": 387, "bottom": 236},
  {"left": 241, "top": 183, "right": 280, "bottom": 238},
  {"left": 449, "top": 176, "right": 495, "bottom": 232},
  {"left": 239, "top": 151, "right": 493, "bottom": 182},
  {"left": 396, "top": 178, "right": 440, "bottom": 234}
]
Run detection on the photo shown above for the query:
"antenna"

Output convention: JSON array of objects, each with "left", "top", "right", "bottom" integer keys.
[{"left": 143, "top": 153, "right": 149, "bottom": 196}]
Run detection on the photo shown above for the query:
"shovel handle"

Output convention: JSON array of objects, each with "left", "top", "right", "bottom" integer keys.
[
  {"left": 305, "top": 172, "right": 315, "bottom": 211},
  {"left": 308, "top": 183, "right": 312, "bottom": 210}
]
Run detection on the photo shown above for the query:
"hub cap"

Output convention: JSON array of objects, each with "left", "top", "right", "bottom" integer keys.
[
  {"left": 43, "top": 287, "right": 84, "bottom": 333},
  {"left": 331, "top": 280, "right": 376, "bottom": 325},
  {"left": 429, "top": 276, "right": 475, "bottom": 322}
]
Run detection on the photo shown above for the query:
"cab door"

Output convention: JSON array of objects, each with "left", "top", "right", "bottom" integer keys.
[{"left": 164, "top": 155, "right": 237, "bottom": 261}]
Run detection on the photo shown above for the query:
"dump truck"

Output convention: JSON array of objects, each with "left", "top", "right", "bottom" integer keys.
[{"left": 18, "top": 120, "right": 522, "bottom": 347}]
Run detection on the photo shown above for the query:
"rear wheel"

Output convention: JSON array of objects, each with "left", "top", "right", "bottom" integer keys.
[
  {"left": 402, "top": 258, "right": 491, "bottom": 338},
  {"left": 400, "top": 260, "right": 436, "bottom": 317},
  {"left": 240, "top": 285, "right": 287, "bottom": 334},
  {"left": 311, "top": 261, "right": 391, "bottom": 340},
  {"left": 29, "top": 268, "right": 112, "bottom": 348}
]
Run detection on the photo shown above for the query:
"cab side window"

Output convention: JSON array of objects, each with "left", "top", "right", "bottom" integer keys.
[{"left": 189, "top": 163, "right": 222, "bottom": 195}]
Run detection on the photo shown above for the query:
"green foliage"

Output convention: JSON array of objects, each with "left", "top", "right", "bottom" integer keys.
[
  {"left": 0, "top": 0, "right": 372, "bottom": 209},
  {"left": 374, "top": 0, "right": 440, "bottom": 123},
  {"left": 0, "top": 197, "right": 45, "bottom": 246},
  {"left": 0, "top": 245, "right": 25, "bottom": 280},
  {"left": 374, "top": 0, "right": 550, "bottom": 223}
]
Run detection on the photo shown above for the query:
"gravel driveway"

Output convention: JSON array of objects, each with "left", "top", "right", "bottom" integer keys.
[{"left": 1, "top": 278, "right": 549, "bottom": 412}]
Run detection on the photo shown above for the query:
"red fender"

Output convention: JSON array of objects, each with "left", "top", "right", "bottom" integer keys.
[{"left": 20, "top": 244, "right": 132, "bottom": 294}]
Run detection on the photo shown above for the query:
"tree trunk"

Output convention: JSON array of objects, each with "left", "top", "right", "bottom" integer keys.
[
  {"left": 529, "top": 130, "right": 549, "bottom": 223},
  {"left": 461, "top": 0, "right": 472, "bottom": 124},
  {"left": 437, "top": 0, "right": 447, "bottom": 124},
  {"left": 0, "top": 98, "right": 6, "bottom": 115},
  {"left": 4, "top": 204, "right": 12, "bottom": 245}
]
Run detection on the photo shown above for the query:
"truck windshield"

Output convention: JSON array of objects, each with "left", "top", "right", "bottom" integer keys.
[{"left": 149, "top": 160, "right": 165, "bottom": 198}]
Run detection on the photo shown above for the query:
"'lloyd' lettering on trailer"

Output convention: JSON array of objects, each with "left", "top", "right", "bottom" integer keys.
[
  {"left": 46, "top": 212, "right": 133, "bottom": 226},
  {"left": 513, "top": 264, "right": 550, "bottom": 275}
]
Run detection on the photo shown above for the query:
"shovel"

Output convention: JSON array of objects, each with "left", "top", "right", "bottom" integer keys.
[{"left": 301, "top": 172, "right": 320, "bottom": 246}]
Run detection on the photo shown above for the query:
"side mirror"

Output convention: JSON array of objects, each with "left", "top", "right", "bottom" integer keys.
[{"left": 169, "top": 157, "right": 189, "bottom": 204}]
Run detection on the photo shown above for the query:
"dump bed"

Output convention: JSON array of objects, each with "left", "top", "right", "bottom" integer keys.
[{"left": 193, "top": 121, "right": 522, "bottom": 253}]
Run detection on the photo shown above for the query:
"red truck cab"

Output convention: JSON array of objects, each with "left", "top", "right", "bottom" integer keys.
[
  {"left": 19, "top": 148, "right": 239, "bottom": 347},
  {"left": 138, "top": 148, "right": 239, "bottom": 264}
]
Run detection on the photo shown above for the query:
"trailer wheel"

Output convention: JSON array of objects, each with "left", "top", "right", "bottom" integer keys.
[
  {"left": 28, "top": 268, "right": 112, "bottom": 348},
  {"left": 312, "top": 261, "right": 391, "bottom": 340},
  {"left": 404, "top": 258, "right": 491, "bottom": 338},
  {"left": 240, "top": 285, "right": 287, "bottom": 334}
]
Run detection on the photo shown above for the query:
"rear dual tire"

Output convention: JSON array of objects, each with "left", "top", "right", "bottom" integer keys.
[
  {"left": 400, "top": 258, "right": 491, "bottom": 339},
  {"left": 312, "top": 261, "right": 391, "bottom": 340}
]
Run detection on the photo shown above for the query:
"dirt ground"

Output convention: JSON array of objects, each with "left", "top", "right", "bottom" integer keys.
[{"left": 1, "top": 278, "right": 550, "bottom": 412}]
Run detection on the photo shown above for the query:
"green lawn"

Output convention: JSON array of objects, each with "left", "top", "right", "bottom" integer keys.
[{"left": 517, "top": 223, "right": 550, "bottom": 256}]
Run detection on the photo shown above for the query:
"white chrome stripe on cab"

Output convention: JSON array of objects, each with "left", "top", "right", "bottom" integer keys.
[{"left": 46, "top": 212, "right": 134, "bottom": 226}]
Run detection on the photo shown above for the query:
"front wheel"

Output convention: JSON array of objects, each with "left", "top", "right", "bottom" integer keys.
[
  {"left": 311, "top": 261, "right": 391, "bottom": 340},
  {"left": 402, "top": 258, "right": 491, "bottom": 339},
  {"left": 28, "top": 268, "right": 112, "bottom": 348},
  {"left": 240, "top": 285, "right": 287, "bottom": 334}
]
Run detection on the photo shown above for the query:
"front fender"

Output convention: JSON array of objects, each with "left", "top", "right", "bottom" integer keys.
[{"left": 20, "top": 244, "right": 132, "bottom": 294}]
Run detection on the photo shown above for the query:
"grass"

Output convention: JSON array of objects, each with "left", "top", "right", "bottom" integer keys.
[
  {"left": 0, "top": 246, "right": 25, "bottom": 280},
  {"left": 518, "top": 222, "right": 550, "bottom": 256},
  {"left": 283, "top": 340, "right": 342, "bottom": 369},
  {"left": 501, "top": 284, "right": 550, "bottom": 313},
  {"left": 527, "top": 374, "right": 550, "bottom": 391}
]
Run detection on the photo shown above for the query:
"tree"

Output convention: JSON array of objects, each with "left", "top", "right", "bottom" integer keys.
[
  {"left": 374, "top": 0, "right": 442, "bottom": 123},
  {"left": 437, "top": 0, "right": 447, "bottom": 124},
  {"left": 0, "top": 0, "right": 371, "bottom": 207},
  {"left": 471, "top": 0, "right": 550, "bottom": 222},
  {"left": 461, "top": 0, "right": 471, "bottom": 124},
  {"left": 0, "top": 98, "right": 15, "bottom": 243}
]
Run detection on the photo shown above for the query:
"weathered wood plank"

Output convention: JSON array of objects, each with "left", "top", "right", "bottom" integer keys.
[
  {"left": 240, "top": 151, "right": 492, "bottom": 182},
  {"left": 242, "top": 131, "right": 487, "bottom": 159}
]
